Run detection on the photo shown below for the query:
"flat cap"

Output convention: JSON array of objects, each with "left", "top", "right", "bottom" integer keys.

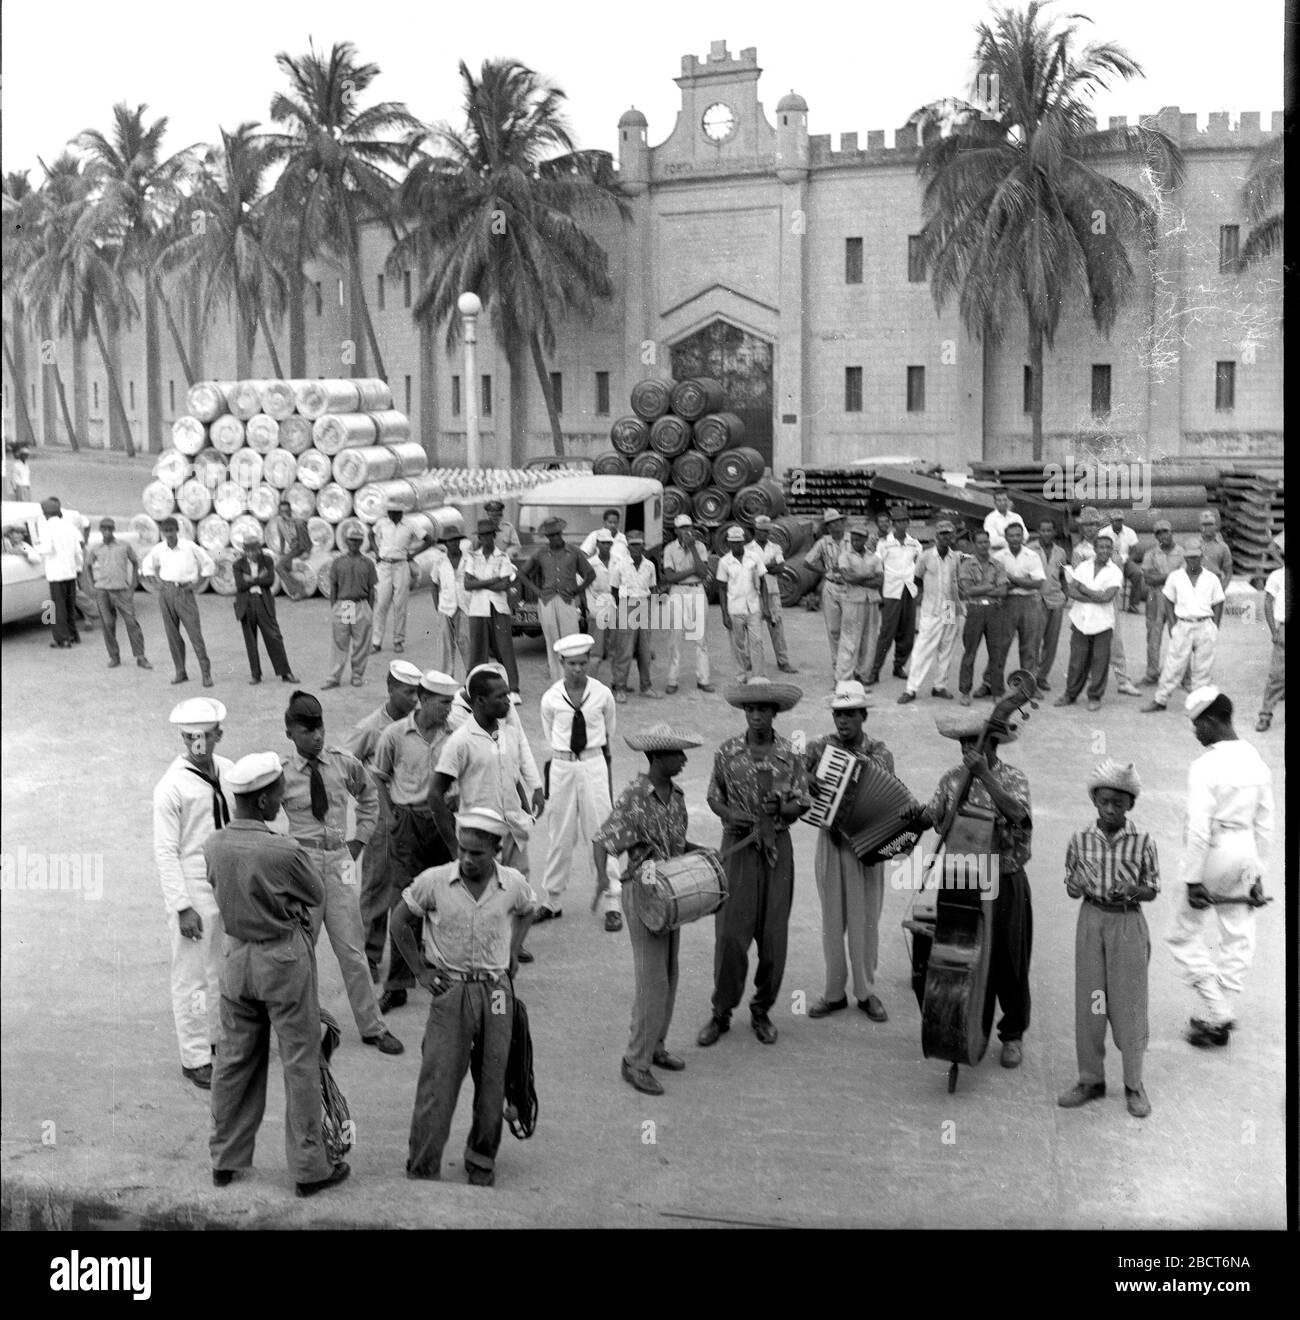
[
  {"left": 169, "top": 697, "right": 227, "bottom": 732},
  {"left": 226, "top": 752, "right": 283, "bottom": 794}
]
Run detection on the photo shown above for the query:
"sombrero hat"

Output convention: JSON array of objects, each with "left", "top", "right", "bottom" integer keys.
[
  {"left": 935, "top": 710, "right": 1018, "bottom": 743},
  {"left": 625, "top": 723, "right": 703, "bottom": 752},
  {"left": 724, "top": 676, "right": 802, "bottom": 712}
]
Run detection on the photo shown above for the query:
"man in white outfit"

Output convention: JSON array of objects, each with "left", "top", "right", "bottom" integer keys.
[
  {"left": 537, "top": 634, "right": 619, "bottom": 928},
  {"left": 429, "top": 528, "right": 471, "bottom": 678},
  {"left": 1141, "top": 542, "right": 1225, "bottom": 714},
  {"left": 370, "top": 499, "right": 433, "bottom": 655},
  {"left": 153, "top": 697, "right": 232, "bottom": 1088},
  {"left": 1166, "top": 687, "right": 1274, "bottom": 1047},
  {"left": 899, "top": 520, "right": 961, "bottom": 703},
  {"left": 659, "top": 514, "right": 714, "bottom": 695}
]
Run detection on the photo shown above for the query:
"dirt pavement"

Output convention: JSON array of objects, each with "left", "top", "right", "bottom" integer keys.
[{"left": 0, "top": 551, "right": 1285, "bottom": 1229}]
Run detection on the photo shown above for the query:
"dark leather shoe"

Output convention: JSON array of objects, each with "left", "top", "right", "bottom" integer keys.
[
  {"left": 1140, "top": 702, "right": 1166, "bottom": 714},
  {"left": 896, "top": 691, "right": 916, "bottom": 704},
  {"left": 778, "top": 663, "right": 799, "bottom": 674},
  {"left": 171, "top": 673, "right": 189, "bottom": 685},
  {"left": 281, "top": 672, "right": 300, "bottom": 683},
  {"left": 1125, "top": 1086, "right": 1152, "bottom": 1118},
  {"left": 466, "top": 1165, "right": 495, "bottom": 1187},
  {"left": 533, "top": 906, "right": 561, "bottom": 922},
  {"left": 696, "top": 1017, "right": 729, "bottom": 1047},
  {"left": 1187, "top": 1021, "right": 1230, "bottom": 1048},
  {"left": 652, "top": 1049, "right": 685, "bottom": 1071},
  {"left": 212, "top": 1169, "right": 237, "bottom": 1187},
  {"left": 807, "top": 996, "right": 848, "bottom": 1019},
  {"left": 363, "top": 1029, "right": 404, "bottom": 1055},
  {"left": 248, "top": 677, "right": 262, "bottom": 685},
  {"left": 202, "top": 673, "right": 214, "bottom": 688},
  {"left": 622, "top": 1059, "right": 665, "bottom": 1094},
  {"left": 697, "top": 684, "right": 716, "bottom": 693},
  {"left": 931, "top": 688, "right": 954, "bottom": 699},
  {"left": 516, "top": 947, "right": 534, "bottom": 964},
  {"left": 296, "top": 1162, "right": 350, "bottom": 1198},
  {"left": 137, "top": 657, "right": 153, "bottom": 669},
  {"left": 1057, "top": 1081, "right": 1105, "bottom": 1108},
  {"left": 107, "top": 658, "right": 121, "bottom": 668},
  {"left": 1255, "top": 714, "right": 1271, "bottom": 732},
  {"left": 604, "top": 911, "right": 623, "bottom": 932},
  {"left": 378, "top": 990, "right": 407, "bottom": 1013},
  {"left": 751, "top": 1015, "right": 778, "bottom": 1045},
  {"left": 1000, "top": 1040, "right": 1023, "bottom": 1068},
  {"left": 182, "top": 1064, "right": 213, "bottom": 1090},
  {"left": 1053, "top": 696, "right": 1075, "bottom": 707},
  {"left": 972, "top": 686, "right": 993, "bottom": 699},
  {"left": 1035, "top": 678, "right": 1050, "bottom": 692},
  {"left": 858, "top": 995, "right": 888, "bottom": 1022}
]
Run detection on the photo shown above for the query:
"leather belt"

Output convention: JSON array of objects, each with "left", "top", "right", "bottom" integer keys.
[
  {"left": 967, "top": 597, "right": 998, "bottom": 607},
  {"left": 435, "top": 966, "right": 502, "bottom": 983},
  {"left": 381, "top": 557, "right": 407, "bottom": 564},
  {"left": 299, "top": 837, "right": 348, "bottom": 853},
  {"left": 552, "top": 748, "right": 604, "bottom": 762},
  {"left": 1084, "top": 895, "right": 1142, "bottom": 912}
]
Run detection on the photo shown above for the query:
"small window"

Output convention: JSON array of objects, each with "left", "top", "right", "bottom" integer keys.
[
  {"left": 451, "top": 375, "right": 461, "bottom": 417},
  {"left": 32, "top": 383, "right": 37, "bottom": 409},
  {"left": 595, "top": 371, "right": 610, "bottom": 416},
  {"left": 845, "top": 237, "right": 863, "bottom": 284},
  {"left": 376, "top": 273, "right": 385, "bottom": 311},
  {"left": 481, "top": 374, "right": 492, "bottom": 417},
  {"left": 93, "top": 381, "right": 100, "bottom": 410},
  {"left": 1215, "top": 360, "right": 1236, "bottom": 411},
  {"left": 403, "top": 270, "right": 412, "bottom": 308},
  {"left": 337, "top": 278, "right": 345, "bottom": 307},
  {"left": 404, "top": 375, "right": 412, "bottom": 413},
  {"left": 129, "top": 381, "right": 135, "bottom": 411},
  {"left": 908, "top": 235, "right": 926, "bottom": 283},
  {"left": 169, "top": 379, "right": 175, "bottom": 412},
  {"left": 1219, "top": 225, "right": 1240, "bottom": 273},
  {"left": 844, "top": 366, "right": 863, "bottom": 412},
  {"left": 1091, "top": 364, "right": 1112, "bottom": 417},
  {"left": 906, "top": 365, "right": 925, "bottom": 412},
  {"left": 550, "top": 372, "right": 563, "bottom": 415},
  {"left": 1023, "top": 365, "right": 1033, "bottom": 414},
  {"left": 314, "top": 281, "right": 323, "bottom": 317}
]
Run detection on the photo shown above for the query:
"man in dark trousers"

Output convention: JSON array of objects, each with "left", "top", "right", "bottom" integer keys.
[
  {"left": 85, "top": 516, "right": 151, "bottom": 669},
  {"left": 233, "top": 532, "right": 299, "bottom": 685},
  {"left": 697, "top": 678, "right": 809, "bottom": 1048},
  {"left": 206, "top": 751, "right": 350, "bottom": 1197},
  {"left": 391, "top": 808, "right": 536, "bottom": 1187}
]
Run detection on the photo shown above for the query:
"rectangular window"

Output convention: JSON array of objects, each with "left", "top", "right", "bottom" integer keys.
[
  {"left": 404, "top": 375, "right": 412, "bottom": 414},
  {"left": 906, "top": 366, "right": 925, "bottom": 412},
  {"left": 314, "top": 281, "right": 322, "bottom": 317},
  {"left": 1215, "top": 360, "right": 1236, "bottom": 411},
  {"left": 595, "top": 371, "right": 610, "bottom": 416},
  {"left": 93, "top": 381, "right": 99, "bottom": 410},
  {"left": 169, "top": 379, "right": 175, "bottom": 412},
  {"left": 1219, "top": 225, "right": 1240, "bottom": 273},
  {"left": 338, "top": 278, "right": 345, "bottom": 307},
  {"left": 403, "top": 270, "right": 413, "bottom": 308},
  {"left": 451, "top": 375, "right": 461, "bottom": 417},
  {"left": 32, "top": 383, "right": 37, "bottom": 410},
  {"left": 481, "top": 374, "right": 492, "bottom": 417},
  {"left": 845, "top": 237, "right": 863, "bottom": 284},
  {"left": 844, "top": 366, "right": 863, "bottom": 412},
  {"left": 1091, "top": 364, "right": 1112, "bottom": 417},
  {"left": 376, "top": 273, "right": 385, "bottom": 312},
  {"left": 129, "top": 381, "right": 135, "bottom": 411},
  {"left": 550, "top": 372, "right": 563, "bottom": 414},
  {"left": 908, "top": 235, "right": 926, "bottom": 283},
  {"left": 1023, "top": 365, "right": 1033, "bottom": 414}
]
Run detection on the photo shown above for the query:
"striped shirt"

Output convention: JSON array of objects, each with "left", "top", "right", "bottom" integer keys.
[{"left": 1064, "top": 820, "right": 1160, "bottom": 902}]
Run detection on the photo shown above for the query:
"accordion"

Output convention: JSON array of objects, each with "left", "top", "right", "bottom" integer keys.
[{"left": 802, "top": 742, "right": 922, "bottom": 865}]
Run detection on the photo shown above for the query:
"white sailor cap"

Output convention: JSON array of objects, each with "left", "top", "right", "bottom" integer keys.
[
  {"left": 169, "top": 697, "right": 227, "bottom": 733},
  {"left": 420, "top": 669, "right": 459, "bottom": 696},
  {"left": 455, "top": 808, "right": 510, "bottom": 839},
  {"left": 554, "top": 632, "right": 595, "bottom": 658},
  {"left": 1185, "top": 685, "right": 1222, "bottom": 720},
  {"left": 389, "top": 659, "right": 423, "bottom": 686},
  {"left": 596, "top": 527, "right": 616, "bottom": 541},
  {"left": 227, "top": 752, "right": 282, "bottom": 794}
]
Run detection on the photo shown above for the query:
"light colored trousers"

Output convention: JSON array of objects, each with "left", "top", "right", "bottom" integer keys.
[
  {"left": 373, "top": 559, "right": 411, "bottom": 648},
  {"left": 431, "top": 608, "right": 471, "bottom": 679},
  {"left": 1154, "top": 618, "right": 1216, "bottom": 705},
  {"left": 761, "top": 580, "right": 791, "bottom": 667},
  {"left": 539, "top": 596, "right": 581, "bottom": 680},
  {"left": 1166, "top": 832, "right": 1260, "bottom": 1027},
  {"left": 822, "top": 581, "right": 847, "bottom": 673},
  {"left": 1260, "top": 625, "right": 1284, "bottom": 716},
  {"left": 1074, "top": 902, "right": 1149, "bottom": 1089},
  {"left": 307, "top": 846, "right": 385, "bottom": 1039},
  {"left": 1109, "top": 608, "right": 1131, "bottom": 679},
  {"left": 834, "top": 598, "right": 865, "bottom": 681},
  {"left": 169, "top": 884, "right": 224, "bottom": 1069},
  {"left": 622, "top": 878, "right": 680, "bottom": 1071},
  {"left": 906, "top": 605, "right": 960, "bottom": 695},
  {"left": 728, "top": 608, "right": 766, "bottom": 679},
  {"left": 329, "top": 600, "right": 373, "bottom": 682},
  {"left": 814, "top": 830, "right": 885, "bottom": 1001},
  {"left": 666, "top": 585, "right": 711, "bottom": 687},
  {"left": 543, "top": 754, "right": 616, "bottom": 913}
]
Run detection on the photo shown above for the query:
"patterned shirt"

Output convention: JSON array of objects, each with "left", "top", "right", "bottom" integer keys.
[
  {"left": 927, "top": 758, "right": 1033, "bottom": 870},
  {"left": 593, "top": 774, "right": 689, "bottom": 871},
  {"left": 402, "top": 860, "right": 535, "bottom": 975},
  {"left": 803, "top": 730, "right": 897, "bottom": 839},
  {"left": 1064, "top": 820, "right": 1160, "bottom": 902},
  {"left": 280, "top": 747, "right": 379, "bottom": 851},
  {"left": 707, "top": 734, "right": 810, "bottom": 835},
  {"left": 205, "top": 820, "right": 323, "bottom": 941}
]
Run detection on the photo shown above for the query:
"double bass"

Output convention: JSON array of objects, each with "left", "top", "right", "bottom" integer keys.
[{"left": 904, "top": 671, "right": 1038, "bottom": 1093}]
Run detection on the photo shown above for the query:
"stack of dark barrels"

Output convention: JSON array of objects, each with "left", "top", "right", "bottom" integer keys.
[{"left": 595, "top": 376, "right": 818, "bottom": 604}]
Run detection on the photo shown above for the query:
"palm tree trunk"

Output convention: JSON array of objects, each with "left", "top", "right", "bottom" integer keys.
[
  {"left": 344, "top": 206, "right": 385, "bottom": 379},
  {"left": 187, "top": 289, "right": 205, "bottom": 382},
  {"left": 507, "top": 343, "right": 528, "bottom": 468},
  {"left": 235, "top": 289, "right": 253, "bottom": 378},
  {"left": 143, "top": 273, "right": 164, "bottom": 452},
  {"left": 153, "top": 273, "right": 195, "bottom": 385},
  {"left": 1028, "top": 324, "right": 1044, "bottom": 463},
  {"left": 288, "top": 262, "right": 306, "bottom": 378},
  {"left": 52, "top": 360, "right": 81, "bottom": 451},
  {"left": 528, "top": 333, "right": 565, "bottom": 457},
  {"left": 72, "top": 334, "right": 89, "bottom": 442},
  {"left": 88, "top": 305, "right": 135, "bottom": 457},
  {"left": 256, "top": 303, "right": 286, "bottom": 379},
  {"left": 417, "top": 245, "right": 436, "bottom": 465},
  {"left": 6, "top": 298, "right": 37, "bottom": 447}
]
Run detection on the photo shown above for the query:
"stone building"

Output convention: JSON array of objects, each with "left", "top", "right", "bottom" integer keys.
[{"left": 3, "top": 40, "right": 1282, "bottom": 475}]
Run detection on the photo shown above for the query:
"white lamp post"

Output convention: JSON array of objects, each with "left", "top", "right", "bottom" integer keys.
[{"left": 457, "top": 291, "right": 482, "bottom": 470}]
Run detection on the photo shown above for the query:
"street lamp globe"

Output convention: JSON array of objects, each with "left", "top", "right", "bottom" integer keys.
[{"left": 457, "top": 291, "right": 482, "bottom": 318}]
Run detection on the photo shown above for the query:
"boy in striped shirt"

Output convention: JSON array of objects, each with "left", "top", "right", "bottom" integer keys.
[{"left": 1058, "top": 759, "right": 1159, "bottom": 1119}]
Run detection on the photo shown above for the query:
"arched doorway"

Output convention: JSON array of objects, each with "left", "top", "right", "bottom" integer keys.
[{"left": 670, "top": 321, "right": 773, "bottom": 467}]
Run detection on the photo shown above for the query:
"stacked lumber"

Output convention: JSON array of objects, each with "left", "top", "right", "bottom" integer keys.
[{"left": 1219, "top": 473, "right": 1285, "bottom": 583}]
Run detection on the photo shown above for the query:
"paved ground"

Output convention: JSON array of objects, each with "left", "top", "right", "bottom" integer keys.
[{"left": 1, "top": 456, "right": 1286, "bottom": 1229}]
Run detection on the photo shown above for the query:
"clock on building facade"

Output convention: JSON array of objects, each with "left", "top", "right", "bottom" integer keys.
[{"left": 701, "top": 101, "right": 737, "bottom": 142}]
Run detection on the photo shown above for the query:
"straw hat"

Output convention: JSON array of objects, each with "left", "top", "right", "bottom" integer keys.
[
  {"left": 724, "top": 676, "right": 802, "bottom": 712},
  {"left": 624, "top": 723, "right": 703, "bottom": 752},
  {"left": 934, "top": 709, "right": 1018, "bottom": 742}
]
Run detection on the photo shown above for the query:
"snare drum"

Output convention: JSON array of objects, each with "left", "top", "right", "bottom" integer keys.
[{"left": 637, "top": 851, "right": 728, "bottom": 933}]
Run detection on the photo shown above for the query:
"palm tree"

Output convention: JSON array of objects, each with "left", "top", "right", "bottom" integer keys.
[
  {"left": 1240, "top": 134, "right": 1283, "bottom": 265},
  {"left": 261, "top": 39, "right": 420, "bottom": 380},
  {"left": 162, "top": 123, "right": 288, "bottom": 378},
  {"left": 912, "top": 1, "right": 1185, "bottom": 461},
  {"left": 75, "top": 103, "right": 197, "bottom": 451},
  {"left": 1, "top": 171, "right": 41, "bottom": 449},
  {"left": 395, "top": 58, "right": 629, "bottom": 461}
]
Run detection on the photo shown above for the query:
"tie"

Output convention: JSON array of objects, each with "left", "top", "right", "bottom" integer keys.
[
  {"left": 184, "top": 765, "right": 230, "bottom": 831},
  {"left": 308, "top": 758, "right": 329, "bottom": 822},
  {"left": 567, "top": 695, "right": 587, "bottom": 755}
]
